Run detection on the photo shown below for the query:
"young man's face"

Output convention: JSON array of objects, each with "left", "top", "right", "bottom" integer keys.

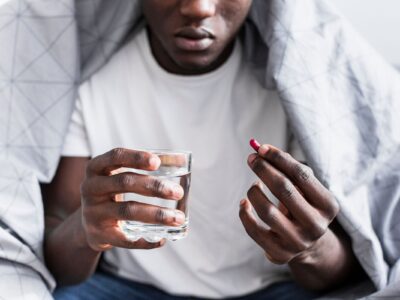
[{"left": 143, "top": 0, "right": 252, "bottom": 74}]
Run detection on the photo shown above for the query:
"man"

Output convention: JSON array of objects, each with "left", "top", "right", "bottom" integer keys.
[{"left": 42, "top": 1, "right": 366, "bottom": 299}]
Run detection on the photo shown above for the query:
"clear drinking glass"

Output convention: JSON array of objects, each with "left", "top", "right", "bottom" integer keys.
[{"left": 116, "top": 150, "right": 192, "bottom": 243}]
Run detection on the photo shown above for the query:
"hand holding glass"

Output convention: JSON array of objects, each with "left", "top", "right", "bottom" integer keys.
[{"left": 116, "top": 150, "right": 192, "bottom": 242}]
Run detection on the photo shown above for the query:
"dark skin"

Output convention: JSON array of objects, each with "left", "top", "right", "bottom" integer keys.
[
  {"left": 240, "top": 144, "right": 365, "bottom": 291},
  {"left": 43, "top": 150, "right": 184, "bottom": 284},
  {"left": 42, "top": 0, "right": 365, "bottom": 291},
  {"left": 142, "top": 0, "right": 252, "bottom": 74}
]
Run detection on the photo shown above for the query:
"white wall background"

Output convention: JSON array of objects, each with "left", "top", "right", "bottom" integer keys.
[{"left": 333, "top": 0, "right": 400, "bottom": 67}]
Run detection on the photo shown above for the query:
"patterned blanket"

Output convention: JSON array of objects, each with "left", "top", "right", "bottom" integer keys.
[{"left": 0, "top": 0, "right": 399, "bottom": 298}]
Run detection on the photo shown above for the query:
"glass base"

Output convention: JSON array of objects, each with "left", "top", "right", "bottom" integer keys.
[{"left": 120, "top": 220, "right": 188, "bottom": 243}]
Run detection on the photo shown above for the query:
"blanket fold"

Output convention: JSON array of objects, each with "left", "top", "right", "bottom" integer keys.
[{"left": 0, "top": 0, "right": 399, "bottom": 298}]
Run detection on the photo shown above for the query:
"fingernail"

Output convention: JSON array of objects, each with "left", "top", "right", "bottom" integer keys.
[
  {"left": 173, "top": 211, "right": 185, "bottom": 224},
  {"left": 248, "top": 154, "right": 257, "bottom": 165},
  {"left": 173, "top": 185, "right": 184, "bottom": 199},
  {"left": 149, "top": 155, "right": 161, "bottom": 169},
  {"left": 258, "top": 145, "right": 270, "bottom": 156},
  {"left": 252, "top": 180, "right": 263, "bottom": 189},
  {"left": 240, "top": 199, "right": 247, "bottom": 206},
  {"left": 165, "top": 182, "right": 184, "bottom": 199}
]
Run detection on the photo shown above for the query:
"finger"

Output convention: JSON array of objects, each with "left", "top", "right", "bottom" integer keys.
[
  {"left": 158, "top": 153, "right": 189, "bottom": 168},
  {"left": 107, "top": 201, "right": 186, "bottom": 226},
  {"left": 248, "top": 183, "right": 291, "bottom": 233},
  {"left": 248, "top": 155, "right": 321, "bottom": 228},
  {"left": 239, "top": 199, "right": 294, "bottom": 264},
  {"left": 257, "top": 145, "right": 339, "bottom": 219},
  {"left": 263, "top": 234, "right": 295, "bottom": 265},
  {"left": 278, "top": 201, "right": 290, "bottom": 217},
  {"left": 83, "top": 172, "right": 184, "bottom": 200},
  {"left": 239, "top": 198, "right": 269, "bottom": 249},
  {"left": 87, "top": 148, "right": 161, "bottom": 176},
  {"left": 247, "top": 184, "right": 307, "bottom": 251}
]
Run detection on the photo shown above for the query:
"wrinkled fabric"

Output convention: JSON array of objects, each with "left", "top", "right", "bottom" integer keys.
[{"left": 0, "top": 0, "right": 399, "bottom": 299}]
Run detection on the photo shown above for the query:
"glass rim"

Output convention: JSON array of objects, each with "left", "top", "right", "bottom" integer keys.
[{"left": 138, "top": 149, "right": 192, "bottom": 156}]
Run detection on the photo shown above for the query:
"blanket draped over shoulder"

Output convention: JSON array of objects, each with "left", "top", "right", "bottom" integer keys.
[{"left": 0, "top": 0, "right": 399, "bottom": 298}]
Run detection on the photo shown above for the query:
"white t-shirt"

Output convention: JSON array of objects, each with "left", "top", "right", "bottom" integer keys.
[{"left": 62, "top": 27, "right": 303, "bottom": 298}]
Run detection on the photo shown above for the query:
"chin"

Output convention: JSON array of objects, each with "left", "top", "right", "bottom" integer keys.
[{"left": 175, "top": 55, "right": 219, "bottom": 73}]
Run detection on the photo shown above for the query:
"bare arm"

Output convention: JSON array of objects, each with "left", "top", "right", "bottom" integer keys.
[
  {"left": 41, "top": 157, "right": 101, "bottom": 285},
  {"left": 42, "top": 149, "right": 186, "bottom": 286}
]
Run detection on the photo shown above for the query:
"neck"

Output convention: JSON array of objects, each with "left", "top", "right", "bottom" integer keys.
[{"left": 146, "top": 27, "right": 234, "bottom": 76}]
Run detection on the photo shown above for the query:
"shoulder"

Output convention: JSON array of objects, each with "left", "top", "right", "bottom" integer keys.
[{"left": 79, "top": 27, "right": 146, "bottom": 97}]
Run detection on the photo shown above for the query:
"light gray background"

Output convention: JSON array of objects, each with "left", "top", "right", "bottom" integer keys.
[{"left": 334, "top": 0, "right": 400, "bottom": 67}]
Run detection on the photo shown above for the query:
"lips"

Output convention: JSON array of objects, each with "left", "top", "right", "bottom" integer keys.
[{"left": 174, "top": 27, "right": 215, "bottom": 51}]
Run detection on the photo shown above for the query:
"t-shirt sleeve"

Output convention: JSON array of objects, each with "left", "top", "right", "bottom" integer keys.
[{"left": 61, "top": 96, "right": 91, "bottom": 157}]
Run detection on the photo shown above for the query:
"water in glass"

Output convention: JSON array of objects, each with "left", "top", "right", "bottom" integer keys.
[{"left": 117, "top": 151, "right": 191, "bottom": 243}]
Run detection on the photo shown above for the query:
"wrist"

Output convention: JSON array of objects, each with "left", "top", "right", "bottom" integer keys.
[
  {"left": 287, "top": 229, "right": 346, "bottom": 291},
  {"left": 72, "top": 208, "right": 100, "bottom": 253},
  {"left": 289, "top": 228, "right": 338, "bottom": 267}
]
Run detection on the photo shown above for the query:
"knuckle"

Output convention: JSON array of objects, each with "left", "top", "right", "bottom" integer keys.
[
  {"left": 115, "top": 173, "right": 136, "bottom": 189},
  {"left": 276, "top": 178, "right": 296, "bottom": 201},
  {"left": 270, "top": 149, "right": 290, "bottom": 164},
  {"left": 132, "top": 151, "right": 146, "bottom": 165},
  {"left": 262, "top": 205, "right": 278, "bottom": 224},
  {"left": 118, "top": 202, "right": 137, "bottom": 220},
  {"left": 155, "top": 208, "right": 168, "bottom": 224},
  {"left": 109, "top": 148, "right": 126, "bottom": 163},
  {"left": 148, "top": 178, "right": 167, "bottom": 196},
  {"left": 293, "top": 164, "right": 314, "bottom": 184},
  {"left": 308, "top": 221, "right": 328, "bottom": 240}
]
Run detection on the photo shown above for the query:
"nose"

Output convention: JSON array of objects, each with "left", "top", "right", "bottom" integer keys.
[{"left": 180, "top": 0, "right": 216, "bottom": 20}]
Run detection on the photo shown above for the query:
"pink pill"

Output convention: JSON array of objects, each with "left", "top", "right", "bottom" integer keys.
[{"left": 249, "top": 138, "right": 261, "bottom": 152}]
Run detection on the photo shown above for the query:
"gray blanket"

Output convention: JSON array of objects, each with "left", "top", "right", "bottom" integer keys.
[{"left": 0, "top": 0, "right": 399, "bottom": 299}]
